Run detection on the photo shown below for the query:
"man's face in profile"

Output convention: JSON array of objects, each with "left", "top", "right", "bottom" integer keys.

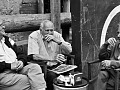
[
  {"left": 117, "top": 24, "right": 120, "bottom": 40},
  {"left": 0, "top": 25, "right": 5, "bottom": 39}
]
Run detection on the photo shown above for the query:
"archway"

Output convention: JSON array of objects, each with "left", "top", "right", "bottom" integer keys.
[{"left": 100, "top": 5, "right": 120, "bottom": 47}]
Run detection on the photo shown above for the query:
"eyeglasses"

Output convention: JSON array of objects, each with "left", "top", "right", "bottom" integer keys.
[{"left": 45, "top": 29, "right": 54, "bottom": 32}]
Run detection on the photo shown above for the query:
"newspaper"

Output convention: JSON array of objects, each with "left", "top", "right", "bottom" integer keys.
[{"left": 49, "top": 64, "right": 77, "bottom": 74}]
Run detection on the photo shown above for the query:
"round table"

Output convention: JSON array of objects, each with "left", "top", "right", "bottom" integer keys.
[{"left": 53, "top": 78, "right": 88, "bottom": 90}]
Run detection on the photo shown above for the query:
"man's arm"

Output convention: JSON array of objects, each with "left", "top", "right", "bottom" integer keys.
[
  {"left": 110, "top": 60, "right": 120, "bottom": 68},
  {"left": 0, "top": 61, "right": 24, "bottom": 73},
  {"left": 4, "top": 36, "right": 28, "bottom": 66},
  {"left": 0, "top": 61, "right": 11, "bottom": 73},
  {"left": 44, "top": 31, "right": 72, "bottom": 54},
  {"left": 56, "top": 34, "right": 72, "bottom": 54},
  {"left": 7, "top": 38, "right": 28, "bottom": 66},
  {"left": 99, "top": 42, "right": 111, "bottom": 61},
  {"left": 27, "top": 35, "right": 50, "bottom": 61},
  {"left": 59, "top": 41, "right": 72, "bottom": 54},
  {"left": 99, "top": 37, "right": 116, "bottom": 61}
]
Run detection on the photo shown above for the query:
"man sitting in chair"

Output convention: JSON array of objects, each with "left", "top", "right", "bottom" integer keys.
[
  {"left": 27, "top": 20, "right": 72, "bottom": 90},
  {"left": 96, "top": 24, "right": 120, "bottom": 90},
  {"left": 0, "top": 21, "right": 46, "bottom": 90}
]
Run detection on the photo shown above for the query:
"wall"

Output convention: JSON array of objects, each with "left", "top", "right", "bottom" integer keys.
[
  {"left": 77, "top": 1, "right": 120, "bottom": 89},
  {"left": 0, "top": 0, "right": 70, "bottom": 42},
  {"left": 0, "top": 0, "right": 31, "bottom": 41},
  {"left": 70, "top": 0, "right": 120, "bottom": 89},
  {"left": 0, "top": 0, "right": 22, "bottom": 15},
  {"left": 1, "top": 0, "right": 120, "bottom": 81}
]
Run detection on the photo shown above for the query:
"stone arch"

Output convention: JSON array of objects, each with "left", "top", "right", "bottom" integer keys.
[{"left": 100, "top": 5, "right": 120, "bottom": 47}]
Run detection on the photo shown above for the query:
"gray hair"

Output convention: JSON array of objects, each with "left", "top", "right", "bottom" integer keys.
[{"left": 40, "top": 20, "right": 54, "bottom": 30}]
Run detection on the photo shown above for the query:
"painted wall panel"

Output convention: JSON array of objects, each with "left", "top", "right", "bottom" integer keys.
[{"left": 79, "top": 0, "right": 120, "bottom": 84}]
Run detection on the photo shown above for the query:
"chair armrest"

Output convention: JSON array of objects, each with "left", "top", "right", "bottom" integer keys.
[
  {"left": 87, "top": 59, "right": 101, "bottom": 81},
  {"left": 114, "top": 68, "right": 120, "bottom": 90},
  {"left": 63, "top": 53, "right": 75, "bottom": 59},
  {"left": 63, "top": 54, "right": 75, "bottom": 65},
  {"left": 87, "top": 59, "right": 101, "bottom": 64}
]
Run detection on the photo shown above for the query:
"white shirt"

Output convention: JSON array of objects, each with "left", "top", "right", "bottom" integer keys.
[
  {"left": 28, "top": 30, "right": 72, "bottom": 66},
  {"left": 0, "top": 38, "right": 17, "bottom": 63}
]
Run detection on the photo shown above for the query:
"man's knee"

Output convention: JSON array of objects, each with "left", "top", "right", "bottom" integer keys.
[
  {"left": 46, "top": 71, "right": 57, "bottom": 85},
  {"left": 18, "top": 75, "right": 29, "bottom": 84},
  {"left": 12, "top": 74, "right": 30, "bottom": 90},
  {"left": 47, "top": 71, "right": 57, "bottom": 79},
  {"left": 98, "top": 71, "right": 109, "bottom": 82},
  {"left": 28, "top": 63, "right": 42, "bottom": 73}
]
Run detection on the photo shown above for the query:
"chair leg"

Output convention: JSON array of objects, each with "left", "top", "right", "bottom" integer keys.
[
  {"left": 115, "top": 70, "right": 119, "bottom": 90},
  {"left": 44, "top": 65, "right": 47, "bottom": 79}
]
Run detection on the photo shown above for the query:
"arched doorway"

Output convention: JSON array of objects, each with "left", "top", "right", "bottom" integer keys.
[{"left": 100, "top": 5, "right": 120, "bottom": 47}]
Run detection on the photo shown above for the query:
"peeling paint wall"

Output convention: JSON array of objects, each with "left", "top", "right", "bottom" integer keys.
[
  {"left": 1, "top": 1, "right": 120, "bottom": 80},
  {"left": 0, "top": 0, "right": 36, "bottom": 41},
  {"left": 0, "top": 0, "right": 22, "bottom": 15},
  {"left": 80, "top": 0, "right": 120, "bottom": 80}
]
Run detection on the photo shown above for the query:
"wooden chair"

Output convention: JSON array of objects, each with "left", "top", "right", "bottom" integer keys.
[
  {"left": 87, "top": 59, "right": 120, "bottom": 90},
  {"left": 16, "top": 40, "right": 48, "bottom": 79},
  {"left": 0, "top": 39, "right": 75, "bottom": 90},
  {"left": 16, "top": 40, "right": 75, "bottom": 79}
]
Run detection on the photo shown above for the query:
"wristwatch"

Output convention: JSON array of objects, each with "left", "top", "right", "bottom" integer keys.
[{"left": 58, "top": 42, "right": 62, "bottom": 45}]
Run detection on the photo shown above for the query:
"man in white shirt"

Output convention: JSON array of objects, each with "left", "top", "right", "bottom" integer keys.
[
  {"left": 28, "top": 20, "right": 72, "bottom": 90},
  {"left": 0, "top": 21, "right": 46, "bottom": 90}
]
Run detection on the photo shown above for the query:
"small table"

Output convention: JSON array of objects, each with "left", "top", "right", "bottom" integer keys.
[{"left": 53, "top": 78, "right": 88, "bottom": 90}]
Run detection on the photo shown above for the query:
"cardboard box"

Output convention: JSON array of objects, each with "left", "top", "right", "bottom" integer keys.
[{"left": 69, "top": 72, "right": 83, "bottom": 85}]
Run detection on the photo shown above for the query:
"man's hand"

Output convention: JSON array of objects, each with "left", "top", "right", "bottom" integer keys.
[
  {"left": 11, "top": 61, "right": 23, "bottom": 71},
  {"left": 16, "top": 61, "right": 24, "bottom": 71},
  {"left": 11, "top": 61, "right": 18, "bottom": 70},
  {"left": 44, "top": 34, "right": 54, "bottom": 42},
  {"left": 56, "top": 54, "right": 66, "bottom": 63},
  {"left": 44, "top": 34, "right": 61, "bottom": 44},
  {"left": 101, "top": 60, "right": 111, "bottom": 68},
  {"left": 106, "top": 37, "right": 116, "bottom": 46}
]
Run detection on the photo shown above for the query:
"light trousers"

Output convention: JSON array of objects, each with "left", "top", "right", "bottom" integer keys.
[{"left": 0, "top": 63, "right": 46, "bottom": 90}]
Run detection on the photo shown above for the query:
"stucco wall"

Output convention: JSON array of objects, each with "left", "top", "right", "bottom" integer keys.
[
  {"left": 0, "top": 0, "right": 37, "bottom": 41},
  {"left": 0, "top": 0, "right": 22, "bottom": 15}
]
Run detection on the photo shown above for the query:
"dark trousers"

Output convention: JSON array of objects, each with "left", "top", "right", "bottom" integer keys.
[
  {"left": 46, "top": 64, "right": 60, "bottom": 90},
  {"left": 96, "top": 69, "right": 117, "bottom": 90},
  {"left": 46, "top": 70, "right": 58, "bottom": 90}
]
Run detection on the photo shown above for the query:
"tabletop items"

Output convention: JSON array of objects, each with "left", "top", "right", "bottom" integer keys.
[{"left": 56, "top": 71, "right": 83, "bottom": 86}]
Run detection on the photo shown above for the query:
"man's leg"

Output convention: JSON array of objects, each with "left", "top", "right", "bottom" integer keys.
[
  {"left": 46, "top": 70, "right": 58, "bottom": 90},
  {"left": 96, "top": 71, "right": 109, "bottom": 90},
  {"left": 20, "top": 63, "right": 46, "bottom": 90},
  {"left": 0, "top": 71, "right": 31, "bottom": 90}
]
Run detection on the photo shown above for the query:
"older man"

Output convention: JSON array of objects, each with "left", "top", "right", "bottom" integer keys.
[
  {"left": 28, "top": 20, "right": 72, "bottom": 90},
  {"left": 0, "top": 21, "right": 46, "bottom": 90},
  {"left": 96, "top": 24, "right": 120, "bottom": 90}
]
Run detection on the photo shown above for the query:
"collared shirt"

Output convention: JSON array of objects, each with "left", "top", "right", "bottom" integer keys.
[
  {"left": 28, "top": 30, "right": 72, "bottom": 66},
  {"left": 0, "top": 37, "right": 17, "bottom": 63}
]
